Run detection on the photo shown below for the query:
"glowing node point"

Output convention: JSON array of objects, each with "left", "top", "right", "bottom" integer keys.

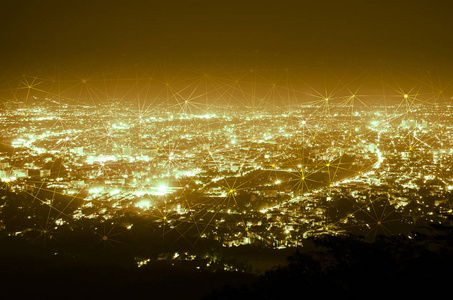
[
  {"left": 404, "top": 94, "right": 408, "bottom": 99},
  {"left": 326, "top": 163, "right": 330, "bottom": 167},
  {"left": 43, "top": 230, "right": 47, "bottom": 234},
  {"left": 163, "top": 216, "right": 167, "bottom": 220},
  {"left": 377, "top": 221, "right": 382, "bottom": 225},
  {"left": 245, "top": 228, "right": 248, "bottom": 231},
  {"left": 102, "top": 236, "right": 108, "bottom": 241},
  {"left": 229, "top": 189, "right": 234, "bottom": 194},
  {"left": 272, "top": 164, "right": 276, "bottom": 168},
  {"left": 301, "top": 120, "right": 306, "bottom": 125}
]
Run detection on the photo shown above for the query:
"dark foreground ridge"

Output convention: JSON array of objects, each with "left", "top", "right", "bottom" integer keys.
[
  {"left": 204, "top": 224, "right": 453, "bottom": 299},
  {"left": 1, "top": 223, "right": 452, "bottom": 299}
]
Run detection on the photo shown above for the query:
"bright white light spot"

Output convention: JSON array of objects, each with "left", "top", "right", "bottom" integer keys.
[
  {"left": 154, "top": 184, "right": 169, "bottom": 196},
  {"left": 2, "top": 177, "right": 15, "bottom": 183},
  {"left": 136, "top": 200, "right": 152, "bottom": 209},
  {"left": 110, "top": 189, "right": 120, "bottom": 196},
  {"left": 89, "top": 187, "right": 103, "bottom": 194}
]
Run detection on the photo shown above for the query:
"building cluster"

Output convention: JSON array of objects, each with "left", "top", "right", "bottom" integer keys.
[{"left": 1, "top": 100, "right": 452, "bottom": 250}]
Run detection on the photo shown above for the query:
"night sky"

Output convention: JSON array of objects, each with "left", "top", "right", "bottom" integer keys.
[{"left": 1, "top": 0, "right": 453, "bottom": 96}]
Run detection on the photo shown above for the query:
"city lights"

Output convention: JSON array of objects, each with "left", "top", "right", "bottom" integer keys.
[{"left": 1, "top": 1, "right": 452, "bottom": 298}]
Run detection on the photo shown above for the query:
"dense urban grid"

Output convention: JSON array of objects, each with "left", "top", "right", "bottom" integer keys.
[
  {"left": 2, "top": 1, "right": 453, "bottom": 298},
  {"left": 1, "top": 97, "right": 452, "bottom": 273}
]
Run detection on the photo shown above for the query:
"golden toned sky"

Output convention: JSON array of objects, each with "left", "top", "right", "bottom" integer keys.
[{"left": 1, "top": 0, "right": 452, "bottom": 96}]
